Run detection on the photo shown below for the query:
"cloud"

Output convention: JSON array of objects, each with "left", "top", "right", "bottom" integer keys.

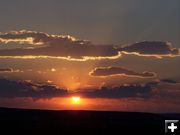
[
  {"left": 0, "top": 30, "right": 120, "bottom": 61},
  {"left": 75, "top": 80, "right": 180, "bottom": 99},
  {"left": 1, "top": 78, "right": 179, "bottom": 100},
  {"left": 0, "top": 68, "right": 13, "bottom": 72},
  {"left": 0, "top": 30, "right": 179, "bottom": 61},
  {"left": 89, "top": 67, "right": 156, "bottom": 78},
  {"left": 0, "top": 30, "right": 76, "bottom": 45},
  {"left": 160, "top": 79, "right": 179, "bottom": 84},
  {"left": 119, "top": 41, "right": 180, "bottom": 58},
  {"left": 0, "top": 78, "right": 154, "bottom": 99},
  {"left": 0, "top": 68, "right": 22, "bottom": 73},
  {"left": 0, "top": 79, "right": 67, "bottom": 99},
  {"left": 76, "top": 84, "right": 153, "bottom": 98},
  {"left": 147, "top": 79, "right": 180, "bottom": 85}
]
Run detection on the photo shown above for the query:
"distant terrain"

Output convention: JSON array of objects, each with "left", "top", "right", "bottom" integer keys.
[{"left": 0, "top": 107, "right": 179, "bottom": 135}]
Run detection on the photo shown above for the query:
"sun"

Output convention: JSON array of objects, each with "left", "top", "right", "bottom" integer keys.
[{"left": 71, "top": 96, "right": 81, "bottom": 104}]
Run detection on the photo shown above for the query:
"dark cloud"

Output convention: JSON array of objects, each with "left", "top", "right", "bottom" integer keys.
[
  {"left": 0, "top": 31, "right": 179, "bottom": 61},
  {"left": 90, "top": 67, "right": 156, "bottom": 78},
  {"left": 0, "top": 68, "right": 13, "bottom": 72},
  {"left": 1, "top": 78, "right": 179, "bottom": 100},
  {"left": 0, "top": 68, "right": 22, "bottom": 73},
  {"left": 119, "top": 41, "right": 180, "bottom": 58},
  {"left": 76, "top": 81, "right": 180, "bottom": 99},
  {"left": 0, "top": 79, "right": 154, "bottom": 99},
  {"left": 160, "top": 79, "right": 179, "bottom": 84},
  {"left": 0, "top": 79, "right": 67, "bottom": 99},
  {"left": 0, "top": 30, "right": 119, "bottom": 60},
  {"left": 147, "top": 79, "right": 179, "bottom": 85},
  {"left": 0, "top": 30, "right": 75, "bottom": 45},
  {"left": 76, "top": 84, "right": 153, "bottom": 98},
  {"left": 146, "top": 81, "right": 160, "bottom": 87}
]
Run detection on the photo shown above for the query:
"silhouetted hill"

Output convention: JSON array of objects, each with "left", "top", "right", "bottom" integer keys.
[{"left": 0, "top": 107, "right": 179, "bottom": 135}]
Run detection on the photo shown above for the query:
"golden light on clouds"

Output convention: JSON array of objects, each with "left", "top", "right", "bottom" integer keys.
[
  {"left": 121, "top": 51, "right": 180, "bottom": 58},
  {"left": 0, "top": 52, "right": 122, "bottom": 61},
  {"left": 0, "top": 37, "right": 42, "bottom": 45}
]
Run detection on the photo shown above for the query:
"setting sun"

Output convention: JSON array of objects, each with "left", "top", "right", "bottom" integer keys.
[{"left": 71, "top": 97, "right": 81, "bottom": 104}]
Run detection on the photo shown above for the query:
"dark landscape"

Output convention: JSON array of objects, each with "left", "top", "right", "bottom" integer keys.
[{"left": 1, "top": 107, "right": 180, "bottom": 135}]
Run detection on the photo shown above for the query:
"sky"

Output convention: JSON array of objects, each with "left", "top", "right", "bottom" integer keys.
[{"left": 0, "top": 0, "right": 180, "bottom": 112}]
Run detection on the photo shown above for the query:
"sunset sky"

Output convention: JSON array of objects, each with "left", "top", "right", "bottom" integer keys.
[{"left": 0, "top": 0, "right": 180, "bottom": 112}]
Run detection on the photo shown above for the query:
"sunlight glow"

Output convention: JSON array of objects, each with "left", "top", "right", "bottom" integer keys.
[{"left": 71, "top": 97, "right": 81, "bottom": 104}]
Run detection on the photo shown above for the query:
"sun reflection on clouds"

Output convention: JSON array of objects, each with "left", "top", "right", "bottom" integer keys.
[{"left": 0, "top": 52, "right": 122, "bottom": 61}]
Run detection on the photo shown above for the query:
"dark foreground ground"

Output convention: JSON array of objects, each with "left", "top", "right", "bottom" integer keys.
[{"left": 0, "top": 107, "right": 180, "bottom": 135}]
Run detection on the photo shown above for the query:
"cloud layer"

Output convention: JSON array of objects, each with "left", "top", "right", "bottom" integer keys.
[
  {"left": 0, "top": 79, "right": 67, "bottom": 99},
  {"left": 0, "top": 30, "right": 179, "bottom": 61},
  {"left": 0, "top": 68, "right": 13, "bottom": 72},
  {"left": 119, "top": 41, "right": 180, "bottom": 58},
  {"left": 90, "top": 67, "right": 156, "bottom": 78},
  {"left": 77, "top": 84, "right": 153, "bottom": 98},
  {"left": 0, "top": 30, "right": 76, "bottom": 45},
  {"left": 1, "top": 78, "right": 179, "bottom": 100},
  {"left": 160, "top": 79, "right": 179, "bottom": 84},
  {"left": 0, "top": 68, "right": 22, "bottom": 73},
  {"left": 0, "top": 79, "right": 153, "bottom": 99},
  {"left": 0, "top": 30, "right": 119, "bottom": 60}
]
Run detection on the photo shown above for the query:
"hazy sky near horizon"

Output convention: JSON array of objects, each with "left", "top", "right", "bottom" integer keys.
[{"left": 0, "top": 0, "right": 180, "bottom": 112}]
